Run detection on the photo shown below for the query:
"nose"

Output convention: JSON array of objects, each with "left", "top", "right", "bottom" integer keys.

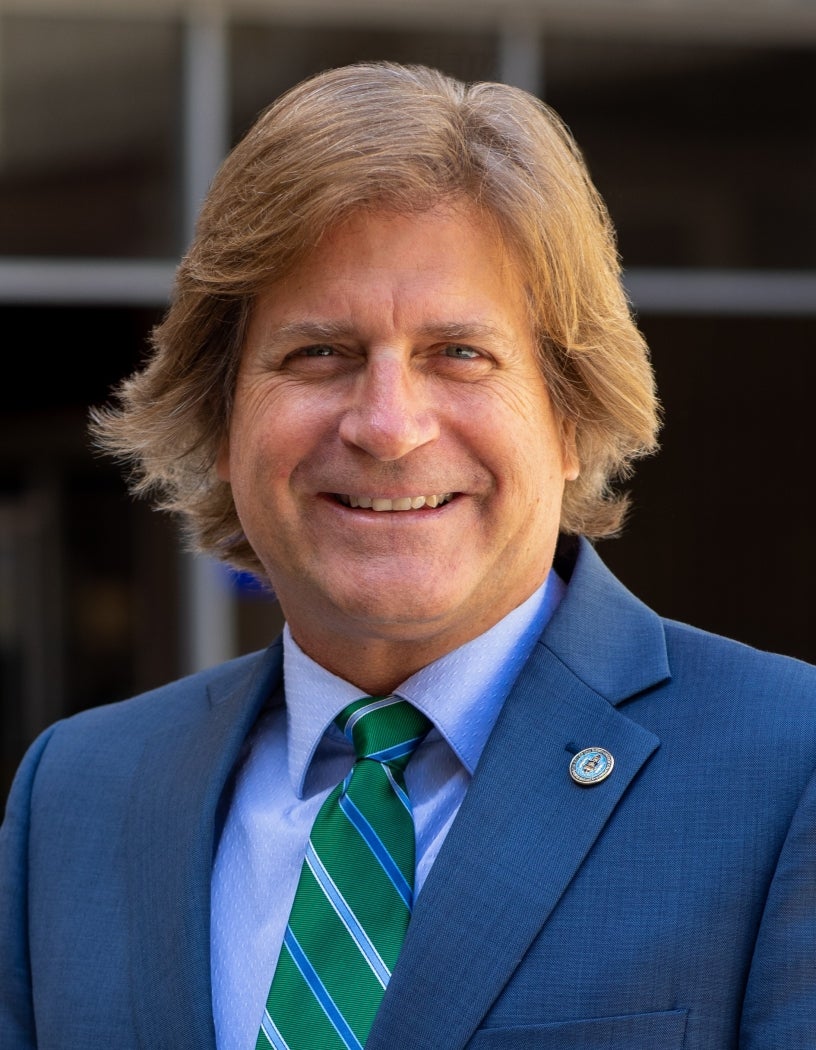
[{"left": 338, "top": 356, "right": 440, "bottom": 461}]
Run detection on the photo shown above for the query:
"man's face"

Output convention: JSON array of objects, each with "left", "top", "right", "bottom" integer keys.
[{"left": 219, "top": 202, "right": 578, "bottom": 679}]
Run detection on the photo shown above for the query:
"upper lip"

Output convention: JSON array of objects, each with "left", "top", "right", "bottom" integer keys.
[{"left": 335, "top": 492, "right": 455, "bottom": 510}]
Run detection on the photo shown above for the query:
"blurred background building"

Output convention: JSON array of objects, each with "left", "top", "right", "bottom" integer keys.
[{"left": 1, "top": 0, "right": 815, "bottom": 801}]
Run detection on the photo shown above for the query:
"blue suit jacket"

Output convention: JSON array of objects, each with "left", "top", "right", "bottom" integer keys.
[{"left": 2, "top": 537, "right": 816, "bottom": 1049}]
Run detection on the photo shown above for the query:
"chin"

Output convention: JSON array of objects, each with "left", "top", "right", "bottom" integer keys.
[{"left": 331, "top": 586, "right": 469, "bottom": 637}]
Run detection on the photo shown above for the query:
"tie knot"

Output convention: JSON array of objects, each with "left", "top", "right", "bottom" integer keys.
[{"left": 336, "top": 695, "right": 431, "bottom": 769}]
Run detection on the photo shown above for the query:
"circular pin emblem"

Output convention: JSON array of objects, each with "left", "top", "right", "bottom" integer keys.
[{"left": 569, "top": 747, "right": 614, "bottom": 785}]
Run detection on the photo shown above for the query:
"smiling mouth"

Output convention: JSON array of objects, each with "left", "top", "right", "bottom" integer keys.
[{"left": 335, "top": 493, "right": 455, "bottom": 511}]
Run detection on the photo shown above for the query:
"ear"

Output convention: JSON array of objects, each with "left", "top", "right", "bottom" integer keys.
[
  {"left": 561, "top": 418, "right": 580, "bottom": 481},
  {"left": 215, "top": 437, "right": 231, "bottom": 482}
]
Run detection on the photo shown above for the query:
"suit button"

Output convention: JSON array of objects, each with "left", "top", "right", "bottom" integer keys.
[{"left": 569, "top": 747, "right": 614, "bottom": 785}]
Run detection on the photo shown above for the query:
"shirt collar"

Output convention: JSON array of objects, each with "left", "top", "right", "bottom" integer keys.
[{"left": 283, "top": 570, "right": 565, "bottom": 797}]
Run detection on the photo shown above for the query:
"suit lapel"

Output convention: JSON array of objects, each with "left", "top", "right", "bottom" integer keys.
[
  {"left": 125, "top": 643, "right": 283, "bottom": 1050},
  {"left": 368, "top": 539, "right": 668, "bottom": 1050}
]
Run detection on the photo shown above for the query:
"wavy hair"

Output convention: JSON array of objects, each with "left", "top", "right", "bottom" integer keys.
[{"left": 91, "top": 61, "right": 660, "bottom": 578}]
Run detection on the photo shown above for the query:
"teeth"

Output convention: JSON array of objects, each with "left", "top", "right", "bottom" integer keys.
[{"left": 339, "top": 493, "right": 453, "bottom": 512}]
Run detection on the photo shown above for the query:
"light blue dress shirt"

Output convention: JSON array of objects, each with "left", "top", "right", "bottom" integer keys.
[{"left": 211, "top": 571, "right": 565, "bottom": 1050}]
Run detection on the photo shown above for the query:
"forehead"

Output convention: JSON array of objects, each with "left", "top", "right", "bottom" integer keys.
[{"left": 249, "top": 202, "right": 532, "bottom": 333}]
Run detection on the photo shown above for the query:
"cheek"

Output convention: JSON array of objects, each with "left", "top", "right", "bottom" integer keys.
[
  {"left": 489, "top": 398, "right": 568, "bottom": 479},
  {"left": 229, "top": 385, "right": 290, "bottom": 464},
  {"left": 229, "top": 401, "right": 328, "bottom": 502}
]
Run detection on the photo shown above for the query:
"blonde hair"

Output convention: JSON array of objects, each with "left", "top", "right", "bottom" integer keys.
[{"left": 91, "top": 61, "right": 660, "bottom": 578}]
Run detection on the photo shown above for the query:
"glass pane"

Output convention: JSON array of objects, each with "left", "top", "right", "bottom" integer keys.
[
  {"left": 546, "top": 39, "right": 816, "bottom": 269},
  {"left": 231, "top": 22, "right": 496, "bottom": 143},
  {"left": 601, "top": 313, "right": 816, "bottom": 663},
  {"left": 0, "top": 14, "right": 183, "bottom": 257}
]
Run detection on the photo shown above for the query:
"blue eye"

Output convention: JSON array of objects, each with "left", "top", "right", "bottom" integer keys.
[
  {"left": 300, "top": 345, "right": 335, "bottom": 357},
  {"left": 444, "top": 345, "right": 479, "bottom": 359}
]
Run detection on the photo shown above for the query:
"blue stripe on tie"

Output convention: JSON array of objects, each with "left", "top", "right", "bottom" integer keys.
[
  {"left": 283, "top": 928, "right": 365, "bottom": 1050},
  {"left": 368, "top": 734, "right": 426, "bottom": 764},
  {"left": 260, "top": 1011, "right": 291, "bottom": 1050},
  {"left": 338, "top": 793, "right": 413, "bottom": 908},
  {"left": 384, "top": 765, "right": 411, "bottom": 813},
  {"left": 305, "top": 843, "right": 391, "bottom": 987},
  {"left": 343, "top": 696, "right": 401, "bottom": 738}
]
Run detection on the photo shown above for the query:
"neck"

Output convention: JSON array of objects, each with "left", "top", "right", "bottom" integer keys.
[{"left": 286, "top": 631, "right": 455, "bottom": 695}]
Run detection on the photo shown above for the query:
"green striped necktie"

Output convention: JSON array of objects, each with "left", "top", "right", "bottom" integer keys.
[{"left": 256, "top": 695, "right": 431, "bottom": 1050}]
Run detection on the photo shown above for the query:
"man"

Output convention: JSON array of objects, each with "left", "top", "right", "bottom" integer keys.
[{"left": 1, "top": 61, "right": 815, "bottom": 1050}]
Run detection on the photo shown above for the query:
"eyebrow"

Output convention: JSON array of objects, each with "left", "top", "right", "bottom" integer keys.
[
  {"left": 267, "top": 319, "right": 510, "bottom": 344},
  {"left": 271, "top": 320, "right": 356, "bottom": 342}
]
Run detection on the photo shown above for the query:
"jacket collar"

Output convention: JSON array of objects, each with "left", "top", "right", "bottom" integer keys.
[{"left": 547, "top": 534, "right": 670, "bottom": 703}]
